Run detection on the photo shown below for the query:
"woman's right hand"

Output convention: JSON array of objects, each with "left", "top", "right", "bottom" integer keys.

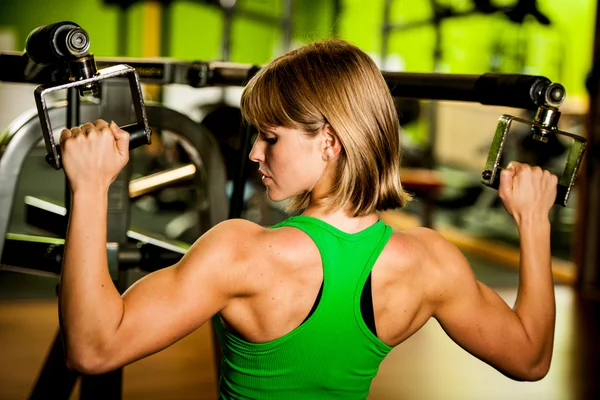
[
  {"left": 59, "top": 119, "right": 130, "bottom": 194},
  {"left": 498, "top": 161, "right": 558, "bottom": 225}
]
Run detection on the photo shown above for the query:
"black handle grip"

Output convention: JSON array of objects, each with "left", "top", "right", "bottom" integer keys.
[
  {"left": 489, "top": 167, "right": 569, "bottom": 206},
  {"left": 46, "top": 122, "right": 151, "bottom": 169},
  {"left": 120, "top": 123, "right": 151, "bottom": 151}
]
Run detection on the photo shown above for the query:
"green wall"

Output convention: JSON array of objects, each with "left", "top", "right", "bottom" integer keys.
[
  {"left": 338, "top": 0, "right": 596, "bottom": 97},
  {"left": 0, "top": 0, "right": 596, "bottom": 96},
  {"left": 168, "top": 0, "right": 286, "bottom": 63}
]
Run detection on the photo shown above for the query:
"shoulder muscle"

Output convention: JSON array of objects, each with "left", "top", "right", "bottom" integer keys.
[
  {"left": 179, "top": 218, "right": 268, "bottom": 297},
  {"left": 399, "top": 227, "right": 479, "bottom": 309}
]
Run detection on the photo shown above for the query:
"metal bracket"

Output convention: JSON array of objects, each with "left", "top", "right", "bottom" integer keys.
[
  {"left": 481, "top": 111, "right": 587, "bottom": 206},
  {"left": 33, "top": 64, "right": 151, "bottom": 170}
]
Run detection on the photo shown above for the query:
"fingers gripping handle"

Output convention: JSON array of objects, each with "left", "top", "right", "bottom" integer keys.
[
  {"left": 485, "top": 167, "right": 571, "bottom": 207},
  {"left": 481, "top": 113, "right": 587, "bottom": 207},
  {"left": 46, "top": 123, "right": 151, "bottom": 169}
]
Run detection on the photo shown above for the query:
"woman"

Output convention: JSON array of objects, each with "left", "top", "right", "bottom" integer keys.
[{"left": 59, "top": 40, "right": 558, "bottom": 399}]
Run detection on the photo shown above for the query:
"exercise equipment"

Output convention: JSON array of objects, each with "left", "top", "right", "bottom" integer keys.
[
  {"left": 381, "top": 72, "right": 587, "bottom": 205},
  {"left": 482, "top": 105, "right": 586, "bottom": 206}
]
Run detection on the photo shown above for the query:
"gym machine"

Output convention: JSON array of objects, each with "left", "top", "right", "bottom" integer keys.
[{"left": 0, "top": 20, "right": 587, "bottom": 399}]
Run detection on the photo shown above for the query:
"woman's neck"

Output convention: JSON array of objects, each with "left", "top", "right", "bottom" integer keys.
[{"left": 301, "top": 205, "right": 379, "bottom": 234}]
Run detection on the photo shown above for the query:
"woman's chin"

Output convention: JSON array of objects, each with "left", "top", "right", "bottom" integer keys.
[
  {"left": 265, "top": 188, "right": 289, "bottom": 203},
  {"left": 266, "top": 190, "right": 283, "bottom": 202}
]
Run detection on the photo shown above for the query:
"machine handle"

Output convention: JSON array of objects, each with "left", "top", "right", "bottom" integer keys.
[
  {"left": 35, "top": 64, "right": 152, "bottom": 170},
  {"left": 481, "top": 110, "right": 587, "bottom": 207},
  {"left": 485, "top": 167, "right": 571, "bottom": 207},
  {"left": 45, "top": 122, "right": 151, "bottom": 168},
  {"left": 122, "top": 123, "right": 151, "bottom": 149}
]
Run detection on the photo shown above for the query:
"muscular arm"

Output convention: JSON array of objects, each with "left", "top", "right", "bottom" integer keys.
[
  {"left": 57, "top": 120, "right": 261, "bottom": 374},
  {"left": 425, "top": 163, "right": 557, "bottom": 381},
  {"left": 59, "top": 188, "right": 255, "bottom": 374},
  {"left": 426, "top": 219, "right": 554, "bottom": 381}
]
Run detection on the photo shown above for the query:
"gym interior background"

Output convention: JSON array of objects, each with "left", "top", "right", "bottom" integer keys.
[{"left": 1, "top": 0, "right": 599, "bottom": 399}]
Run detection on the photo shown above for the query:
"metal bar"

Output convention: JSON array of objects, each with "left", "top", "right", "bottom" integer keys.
[
  {"left": 382, "top": 72, "right": 562, "bottom": 109},
  {"left": 1, "top": 232, "right": 187, "bottom": 276},
  {"left": 25, "top": 195, "right": 67, "bottom": 236},
  {"left": 28, "top": 332, "right": 79, "bottom": 400},
  {"left": 1, "top": 233, "right": 64, "bottom": 275},
  {"left": 129, "top": 163, "right": 196, "bottom": 198},
  {"left": 206, "top": 61, "right": 256, "bottom": 86},
  {"left": 34, "top": 66, "right": 151, "bottom": 170},
  {"left": 80, "top": 371, "right": 123, "bottom": 400},
  {"left": 64, "top": 87, "right": 79, "bottom": 212},
  {"left": 0, "top": 52, "right": 567, "bottom": 109}
]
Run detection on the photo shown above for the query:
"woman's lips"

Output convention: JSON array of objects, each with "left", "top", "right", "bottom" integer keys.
[{"left": 259, "top": 170, "right": 272, "bottom": 182}]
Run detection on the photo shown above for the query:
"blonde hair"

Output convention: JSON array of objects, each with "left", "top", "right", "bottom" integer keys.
[{"left": 241, "top": 39, "right": 412, "bottom": 217}]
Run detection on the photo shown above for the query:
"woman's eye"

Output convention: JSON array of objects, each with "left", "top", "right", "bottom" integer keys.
[{"left": 257, "top": 131, "right": 277, "bottom": 144}]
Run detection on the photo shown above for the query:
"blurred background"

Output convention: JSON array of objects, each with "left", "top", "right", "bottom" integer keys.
[{"left": 0, "top": 0, "right": 599, "bottom": 399}]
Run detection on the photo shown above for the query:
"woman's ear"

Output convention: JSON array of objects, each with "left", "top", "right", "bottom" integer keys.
[{"left": 321, "top": 123, "right": 342, "bottom": 161}]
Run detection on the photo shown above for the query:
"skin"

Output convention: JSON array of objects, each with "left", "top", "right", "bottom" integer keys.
[{"left": 58, "top": 119, "right": 557, "bottom": 382}]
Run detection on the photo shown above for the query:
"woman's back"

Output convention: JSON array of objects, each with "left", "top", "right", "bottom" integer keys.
[
  {"left": 215, "top": 215, "right": 399, "bottom": 398},
  {"left": 216, "top": 215, "right": 435, "bottom": 349}
]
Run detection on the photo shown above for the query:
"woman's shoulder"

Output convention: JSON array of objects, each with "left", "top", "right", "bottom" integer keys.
[
  {"left": 381, "top": 227, "right": 457, "bottom": 274},
  {"left": 206, "top": 218, "right": 317, "bottom": 263},
  {"left": 385, "top": 226, "right": 437, "bottom": 256},
  {"left": 209, "top": 217, "right": 310, "bottom": 241},
  {"left": 209, "top": 218, "right": 267, "bottom": 237},
  {"left": 387, "top": 226, "right": 454, "bottom": 252},
  {"left": 384, "top": 226, "right": 473, "bottom": 291}
]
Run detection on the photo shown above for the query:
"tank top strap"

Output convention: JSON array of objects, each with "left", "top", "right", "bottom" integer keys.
[{"left": 270, "top": 215, "right": 392, "bottom": 288}]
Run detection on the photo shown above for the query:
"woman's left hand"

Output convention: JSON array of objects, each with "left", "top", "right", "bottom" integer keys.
[{"left": 59, "top": 119, "right": 130, "bottom": 193}]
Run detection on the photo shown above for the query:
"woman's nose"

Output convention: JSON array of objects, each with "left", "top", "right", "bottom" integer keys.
[{"left": 248, "top": 137, "right": 264, "bottom": 163}]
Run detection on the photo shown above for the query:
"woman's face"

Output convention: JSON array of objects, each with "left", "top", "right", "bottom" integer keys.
[{"left": 248, "top": 126, "right": 327, "bottom": 202}]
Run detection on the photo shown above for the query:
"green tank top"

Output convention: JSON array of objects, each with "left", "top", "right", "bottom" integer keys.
[{"left": 212, "top": 215, "right": 394, "bottom": 399}]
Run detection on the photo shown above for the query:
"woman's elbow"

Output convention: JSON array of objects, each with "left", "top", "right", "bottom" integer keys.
[
  {"left": 509, "top": 358, "right": 551, "bottom": 382},
  {"left": 523, "top": 361, "right": 551, "bottom": 381},
  {"left": 64, "top": 346, "right": 113, "bottom": 375}
]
